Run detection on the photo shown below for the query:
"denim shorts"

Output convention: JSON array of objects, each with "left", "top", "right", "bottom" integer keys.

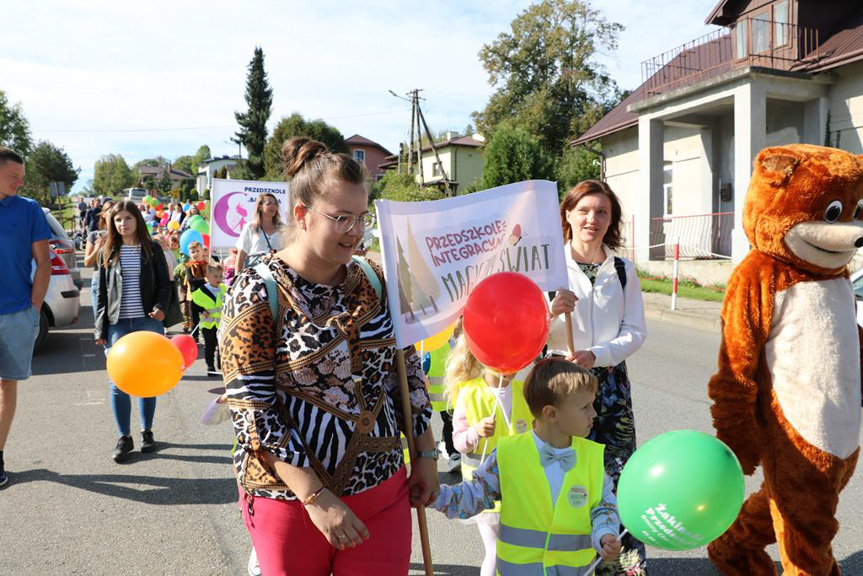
[{"left": 0, "top": 305, "right": 40, "bottom": 381}]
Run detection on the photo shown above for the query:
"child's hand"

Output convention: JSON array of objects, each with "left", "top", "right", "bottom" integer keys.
[
  {"left": 475, "top": 416, "right": 496, "bottom": 438},
  {"left": 600, "top": 534, "right": 621, "bottom": 562}
]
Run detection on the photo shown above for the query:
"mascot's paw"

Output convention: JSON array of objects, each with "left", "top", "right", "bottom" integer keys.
[
  {"left": 708, "top": 537, "right": 776, "bottom": 576},
  {"left": 716, "top": 431, "right": 760, "bottom": 475}
]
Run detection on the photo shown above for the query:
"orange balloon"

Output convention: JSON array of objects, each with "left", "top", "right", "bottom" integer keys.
[{"left": 107, "top": 331, "right": 184, "bottom": 397}]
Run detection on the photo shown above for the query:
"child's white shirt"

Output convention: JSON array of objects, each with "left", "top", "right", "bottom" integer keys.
[{"left": 531, "top": 430, "right": 574, "bottom": 508}]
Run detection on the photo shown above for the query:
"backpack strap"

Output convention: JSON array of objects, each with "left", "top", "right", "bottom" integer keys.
[
  {"left": 614, "top": 257, "right": 627, "bottom": 290},
  {"left": 352, "top": 256, "right": 382, "bottom": 301},
  {"left": 254, "top": 262, "right": 279, "bottom": 322},
  {"left": 255, "top": 258, "right": 381, "bottom": 322}
]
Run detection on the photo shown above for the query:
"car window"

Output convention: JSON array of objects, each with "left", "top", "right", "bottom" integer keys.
[
  {"left": 42, "top": 211, "right": 69, "bottom": 240},
  {"left": 853, "top": 274, "right": 863, "bottom": 300}
]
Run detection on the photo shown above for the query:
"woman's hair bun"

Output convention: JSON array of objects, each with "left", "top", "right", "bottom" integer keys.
[{"left": 282, "top": 137, "right": 329, "bottom": 179}]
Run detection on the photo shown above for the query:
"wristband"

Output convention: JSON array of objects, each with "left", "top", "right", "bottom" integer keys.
[{"left": 302, "top": 486, "right": 326, "bottom": 507}]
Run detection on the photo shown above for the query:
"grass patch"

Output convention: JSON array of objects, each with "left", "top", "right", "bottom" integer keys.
[{"left": 637, "top": 269, "right": 725, "bottom": 302}]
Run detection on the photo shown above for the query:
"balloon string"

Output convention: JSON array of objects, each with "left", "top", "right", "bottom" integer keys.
[
  {"left": 585, "top": 529, "right": 629, "bottom": 576},
  {"left": 479, "top": 398, "right": 498, "bottom": 467}
]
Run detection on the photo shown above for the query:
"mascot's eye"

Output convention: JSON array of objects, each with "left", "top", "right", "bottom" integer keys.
[
  {"left": 824, "top": 200, "right": 843, "bottom": 223},
  {"left": 854, "top": 200, "right": 863, "bottom": 220}
]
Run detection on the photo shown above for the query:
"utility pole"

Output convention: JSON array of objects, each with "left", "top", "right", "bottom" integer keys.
[{"left": 389, "top": 88, "right": 453, "bottom": 196}]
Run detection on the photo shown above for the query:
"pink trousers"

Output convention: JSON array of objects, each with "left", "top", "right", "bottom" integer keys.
[{"left": 240, "top": 467, "right": 411, "bottom": 576}]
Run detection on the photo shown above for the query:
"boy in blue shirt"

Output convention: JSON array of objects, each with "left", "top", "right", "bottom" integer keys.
[{"left": 0, "top": 147, "right": 52, "bottom": 488}]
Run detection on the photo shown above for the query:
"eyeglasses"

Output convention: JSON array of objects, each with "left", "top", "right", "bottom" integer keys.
[{"left": 303, "top": 205, "right": 375, "bottom": 233}]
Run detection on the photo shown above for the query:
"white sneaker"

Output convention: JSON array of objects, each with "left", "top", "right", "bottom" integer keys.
[{"left": 247, "top": 547, "right": 261, "bottom": 576}]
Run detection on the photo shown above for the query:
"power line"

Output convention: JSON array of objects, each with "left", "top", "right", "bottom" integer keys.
[{"left": 32, "top": 109, "right": 409, "bottom": 134}]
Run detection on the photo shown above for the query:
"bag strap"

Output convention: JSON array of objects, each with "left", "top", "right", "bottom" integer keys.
[
  {"left": 352, "top": 256, "right": 382, "bottom": 301},
  {"left": 613, "top": 257, "right": 627, "bottom": 290},
  {"left": 254, "top": 262, "right": 279, "bottom": 322},
  {"left": 254, "top": 257, "right": 381, "bottom": 322}
]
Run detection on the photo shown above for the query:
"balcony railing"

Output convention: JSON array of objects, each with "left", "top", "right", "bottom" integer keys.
[
  {"left": 649, "top": 212, "right": 734, "bottom": 260},
  {"left": 641, "top": 19, "right": 820, "bottom": 96}
]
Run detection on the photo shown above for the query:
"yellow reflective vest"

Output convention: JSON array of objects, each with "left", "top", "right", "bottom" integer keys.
[
  {"left": 191, "top": 283, "right": 227, "bottom": 330},
  {"left": 427, "top": 343, "right": 450, "bottom": 412},
  {"left": 460, "top": 378, "right": 532, "bottom": 513},
  {"left": 496, "top": 433, "right": 605, "bottom": 576}
]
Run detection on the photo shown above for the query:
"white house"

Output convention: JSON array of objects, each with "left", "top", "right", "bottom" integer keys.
[
  {"left": 196, "top": 155, "right": 241, "bottom": 194},
  {"left": 575, "top": 0, "right": 863, "bottom": 283}
]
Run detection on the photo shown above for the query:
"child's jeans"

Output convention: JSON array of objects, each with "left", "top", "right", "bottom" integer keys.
[{"left": 106, "top": 316, "right": 163, "bottom": 436}]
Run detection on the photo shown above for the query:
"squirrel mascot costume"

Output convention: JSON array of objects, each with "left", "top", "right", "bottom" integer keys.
[{"left": 707, "top": 144, "right": 863, "bottom": 576}]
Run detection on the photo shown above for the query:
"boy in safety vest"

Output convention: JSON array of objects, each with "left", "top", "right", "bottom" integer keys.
[
  {"left": 191, "top": 261, "right": 226, "bottom": 377},
  {"left": 424, "top": 340, "right": 462, "bottom": 473},
  {"left": 431, "top": 358, "right": 622, "bottom": 575}
]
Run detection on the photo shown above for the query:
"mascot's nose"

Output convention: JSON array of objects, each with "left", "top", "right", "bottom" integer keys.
[{"left": 856, "top": 236, "right": 863, "bottom": 248}]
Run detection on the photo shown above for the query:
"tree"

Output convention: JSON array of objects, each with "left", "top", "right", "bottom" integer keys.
[
  {"left": 20, "top": 140, "right": 79, "bottom": 203},
  {"left": 0, "top": 89, "right": 33, "bottom": 157},
  {"left": 481, "top": 123, "right": 554, "bottom": 189},
  {"left": 93, "top": 154, "right": 134, "bottom": 197},
  {"left": 174, "top": 144, "right": 213, "bottom": 176},
  {"left": 264, "top": 113, "right": 348, "bottom": 180},
  {"left": 473, "top": 0, "right": 624, "bottom": 152},
  {"left": 555, "top": 144, "right": 600, "bottom": 195},
  {"left": 370, "top": 171, "right": 444, "bottom": 203},
  {"left": 155, "top": 166, "right": 173, "bottom": 195},
  {"left": 234, "top": 47, "right": 273, "bottom": 180}
]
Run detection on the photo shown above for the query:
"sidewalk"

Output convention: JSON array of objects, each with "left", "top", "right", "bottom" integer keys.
[
  {"left": 365, "top": 251, "right": 723, "bottom": 333},
  {"left": 641, "top": 291, "right": 722, "bottom": 332}
]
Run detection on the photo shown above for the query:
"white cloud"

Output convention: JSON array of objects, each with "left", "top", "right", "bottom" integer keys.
[{"left": 3, "top": 0, "right": 718, "bottom": 193}]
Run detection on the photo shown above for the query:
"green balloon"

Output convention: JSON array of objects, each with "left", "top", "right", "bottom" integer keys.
[
  {"left": 190, "top": 219, "right": 209, "bottom": 235},
  {"left": 617, "top": 430, "right": 744, "bottom": 551},
  {"left": 188, "top": 214, "right": 204, "bottom": 225}
]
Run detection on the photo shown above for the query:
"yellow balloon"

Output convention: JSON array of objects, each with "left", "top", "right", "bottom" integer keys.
[
  {"left": 107, "top": 331, "right": 183, "bottom": 397},
  {"left": 418, "top": 322, "right": 457, "bottom": 352},
  {"left": 168, "top": 221, "right": 180, "bottom": 231}
]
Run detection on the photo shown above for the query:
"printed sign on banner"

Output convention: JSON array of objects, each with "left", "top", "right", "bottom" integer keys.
[
  {"left": 210, "top": 178, "right": 289, "bottom": 249},
  {"left": 375, "top": 180, "right": 568, "bottom": 348}
]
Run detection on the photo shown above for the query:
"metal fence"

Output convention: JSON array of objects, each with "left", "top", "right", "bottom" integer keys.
[{"left": 649, "top": 212, "right": 734, "bottom": 260}]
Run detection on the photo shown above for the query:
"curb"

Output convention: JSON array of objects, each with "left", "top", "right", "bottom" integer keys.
[{"left": 644, "top": 305, "right": 722, "bottom": 333}]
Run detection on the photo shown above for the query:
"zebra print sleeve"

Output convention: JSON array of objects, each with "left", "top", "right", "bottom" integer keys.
[{"left": 219, "top": 268, "right": 307, "bottom": 466}]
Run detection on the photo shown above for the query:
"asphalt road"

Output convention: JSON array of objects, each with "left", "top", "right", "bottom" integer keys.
[{"left": 1, "top": 269, "right": 861, "bottom": 575}]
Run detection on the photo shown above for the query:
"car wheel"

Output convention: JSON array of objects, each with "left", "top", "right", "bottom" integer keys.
[{"left": 33, "top": 308, "right": 49, "bottom": 352}]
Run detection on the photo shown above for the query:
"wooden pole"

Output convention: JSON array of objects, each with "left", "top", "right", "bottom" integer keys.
[
  {"left": 565, "top": 311, "right": 575, "bottom": 357},
  {"left": 395, "top": 348, "right": 434, "bottom": 576}
]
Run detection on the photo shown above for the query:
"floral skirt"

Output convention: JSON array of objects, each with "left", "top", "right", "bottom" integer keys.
[{"left": 589, "top": 361, "right": 648, "bottom": 576}]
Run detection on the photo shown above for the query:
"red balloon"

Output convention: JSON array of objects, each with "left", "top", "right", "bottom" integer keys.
[
  {"left": 197, "top": 201, "right": 206, "bottom": 210},
  {"left": 171, "top": 335, "right": 198, "bottom": 370},
  {"left": 201, "top": 233, "right": 210, "bottom": 249},
  {"left": 462, "top": 272, "right": 550, "bottom": 374}
]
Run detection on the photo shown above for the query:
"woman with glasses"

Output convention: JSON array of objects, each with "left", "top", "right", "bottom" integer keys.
[
  {"left": 219, "top": 137, "right": 437, "bottom": 575},
  {"left": 234, "top": 193, "right": 285, "bottom": 273}
]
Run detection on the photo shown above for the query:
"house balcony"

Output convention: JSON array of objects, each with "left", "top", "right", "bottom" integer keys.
[{"left": 641, "top": 19, "right": 822, "bottom": 97}]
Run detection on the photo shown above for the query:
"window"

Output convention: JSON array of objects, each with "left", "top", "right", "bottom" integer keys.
[
  {"left": 735, "top": 20, "right": 749, "bottom": 58},
  {"left": 663, "top": 163, "right": 673, "bottom": 216},
  {"left": 752, "top": 12, "right": 770, "bottom": 53},
  {"left": 774, "top": 1, "right": 788, "bottom": 47},
  {"left": 353, "top": 149, "right": 366, "bottom": 164},
  {"left": 433, "top": 162, "right": 442, "bottom": 177}
]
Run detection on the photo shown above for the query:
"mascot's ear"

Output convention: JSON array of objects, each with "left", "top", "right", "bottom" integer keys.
[{"left": 755, "top": 146, "right": 804, "bottom": 186}]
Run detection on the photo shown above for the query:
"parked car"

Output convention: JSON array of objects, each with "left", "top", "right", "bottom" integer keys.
[
  {"left": 42, "top": 207, "right": 82, "bottom": 289},
  {"left": 32, "top": 248, "right": 81, "bottom": 351},
  {"left": 851, "top": 268, "right": 863, "bottom": 326},
  {"left": 124, "top": 187, "right": 148, "bottom": 203}
]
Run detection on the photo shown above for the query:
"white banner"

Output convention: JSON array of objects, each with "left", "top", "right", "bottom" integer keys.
[
  {"left": 375, "top": 180, "right": 568, "bottom": 347},
  {"left": 210, "top": 178, "right": 289, "bottom": 249}
]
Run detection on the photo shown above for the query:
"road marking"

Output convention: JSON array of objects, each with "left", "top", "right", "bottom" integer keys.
[
  {"left": 83, "top": 353, "right": 95, "bottom": 358},
  {"left": 74, "top": 391, "right": 105, "bottom": 406}
]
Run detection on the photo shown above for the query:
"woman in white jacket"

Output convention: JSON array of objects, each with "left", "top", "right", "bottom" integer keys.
[{"left": 549, "top": 179, "right": 647, "bottom": 576}]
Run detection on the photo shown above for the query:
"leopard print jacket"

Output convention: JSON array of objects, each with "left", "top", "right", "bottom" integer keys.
[{"left": 219, "top": 254, "right": 431, "bottom": 500}]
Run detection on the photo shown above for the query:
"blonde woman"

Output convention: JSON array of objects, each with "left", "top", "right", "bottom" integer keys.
[
  {"left": 83, "top": 200, "right": 115, "bottom": 312},
  {"left": 444, "top": 323, "right": 532, "bottom": 576},
  {"left": 234, "top": 193, "right": 283, "bottom": 272}
]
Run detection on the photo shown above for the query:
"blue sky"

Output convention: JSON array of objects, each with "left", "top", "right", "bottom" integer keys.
[{"left": 3, "top": 0, "right": 719, "bottom": 194}]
